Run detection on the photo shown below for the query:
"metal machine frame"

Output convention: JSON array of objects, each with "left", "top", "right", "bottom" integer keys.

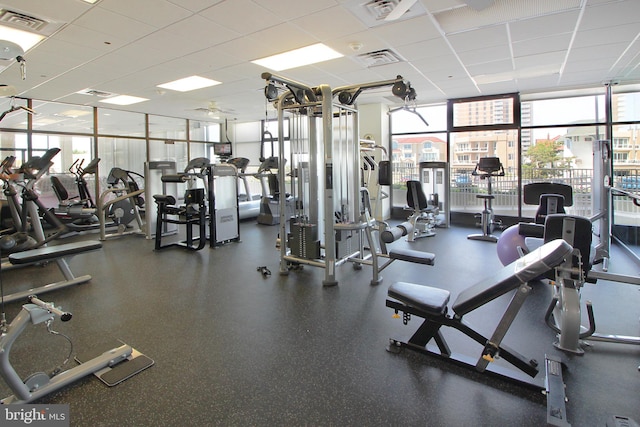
[{"left": 262, "top": 73, "right": 415, "bottom": 286}]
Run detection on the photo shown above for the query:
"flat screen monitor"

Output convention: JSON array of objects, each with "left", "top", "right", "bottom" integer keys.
[{"left": 213, "top": 142, "right": 232, "bottom": 157}]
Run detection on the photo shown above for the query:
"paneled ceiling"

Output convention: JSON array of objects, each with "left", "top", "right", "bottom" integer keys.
[{"left": 0, "top": 0, "right": 639, "bottom": 125}]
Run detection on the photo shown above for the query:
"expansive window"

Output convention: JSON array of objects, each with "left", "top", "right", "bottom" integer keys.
[
  {"left": 390, "top": 104, "right": 446, "bottom": 214},
  {"left": 0, "top": 99, "right": 220, "bottom": 239},
  {"left": 611, "top": 89, "right": 640, "bottom": 256}
]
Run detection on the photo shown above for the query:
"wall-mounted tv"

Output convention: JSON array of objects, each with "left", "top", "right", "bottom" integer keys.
[{"left": 213, "top": 142, "right": 232, "bottom": 157}]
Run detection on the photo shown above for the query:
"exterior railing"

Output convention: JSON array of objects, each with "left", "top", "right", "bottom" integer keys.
[{"left": 392, "top": 164, "right": 640, "bottom": 226}]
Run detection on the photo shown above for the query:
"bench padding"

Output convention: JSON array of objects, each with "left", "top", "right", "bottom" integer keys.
[
  {"left": 9, "top": 241, "right": 102, "bottom": 265},
  {"left": 388, "top": 282, "right": 450, "bottom": 315},
  {"left": 452, "top": 239, "right": 571, "bottom": 316},
  {"left": 389, "top": 248, "right": 435, "bottom": 265}
]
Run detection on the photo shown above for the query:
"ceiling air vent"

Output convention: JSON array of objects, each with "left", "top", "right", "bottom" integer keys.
[
  {"left": 356, "top": 49, "right": 404, "bottom": 68},
  {"left": 76, "top": 88, "right": 116, "bottom": 98},
  {"left": 345, "top": 0, "right": 425, "bottom": 27},
  {"left": 0, "top": 9, "right": 48, "bottom": 32},
  {"left": 364, "top": 0, "right": 399, "bottom": 21}
]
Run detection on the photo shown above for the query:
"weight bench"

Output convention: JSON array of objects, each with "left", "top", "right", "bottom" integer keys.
[
  {"left": 3, "top": 240, "right": 102, "bottom": 303},
  {"left": 386, "top": 239, "right": 572, "bottom": 386},
  {"left": 349, "top": 220, "right": 435, "bottom": 285}
]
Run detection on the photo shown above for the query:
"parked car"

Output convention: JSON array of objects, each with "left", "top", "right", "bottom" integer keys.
[
  {"left": 454, "top": 174, "right": 473, "bottom": 187},
  {"left": 620, "top": 176, "right": 640, "bottom": 190}
]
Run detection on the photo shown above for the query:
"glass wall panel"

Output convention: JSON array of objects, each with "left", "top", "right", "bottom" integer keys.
[
  {"left": 149, "top": 115, "right": 186, "bottom": 140},
  {"left": 391, "top": 105, "right": 443, "bottom": 134},
  {"left": 523, "top": 95, "right": 605, "bottom": 127},
  {"left": 97, "top": 137, "right": 147, "bottom": 202},
  {"left": 391, "top": 132, "right": 447, "bottom": 208},
  {"left": 521, "top": 126, "right": 599, "bottom": 219},
  {"left": 190, "top": 121, "right": 220, "bottom": 143},
  {"left": 450, "top": 129, "right": 518, "bottom": 217},
  {"left": 611, "top": 89, "right": 640, "bottom": 256},
  {"left": 0, "top": 98, "right": 30, "bottom": 130},
  {"left": 452, "top": 95, "right": 515, "bottom": 127},
  {"left": 32, "top": 134, "right": 95, "bottom": 209},
  {"left": 98, "top": 109, "right": 145, "bottom": 137},
  {"left": 31, "top": 101, "right": 93, "bottom": 133},
  {"left": 390, "top": 104, "right": 447, "bottom": 210},
  {"left": 0, "top": 131, "right": 28, "bottom": 165}
]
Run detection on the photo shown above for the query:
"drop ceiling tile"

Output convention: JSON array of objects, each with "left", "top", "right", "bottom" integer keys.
[
  {"left": 199, "top": 0, "right": 281, "bottom": 34},
  {"left": 413, "top": 55, "right": 468, "bottom": 80},
  {"left": 292, "top": 5, "right": 368, "bottom": 41},
  {"left": 99, "top": 0, "right": 193, "bottom": 28},
  {"left": 466, "top": 58, "right": 513, "bottom": 77},
  {"left": 216, "top": 36, "right": 274, "bottom": 63},
  {"left": 247, "top": 23, "right": 318, "bottom": 57},
  {"left": 73, "top": 6, "right": 157, "bottom": 40},
  {"left": 371, "top": 16, "right": 441, "bottom": 48},
  {"left": 581, "top": 0, "right": 640, "bottom": 31},
  {"left": 457, "top": 44, "right": 511, "bottom": 66},
  {"left": 328, "top": 29, "right": 390, "bottom": 58},
  {"left": 514, "top": 51, "right": 566, "bottom": 70},
  {"left": 394, "top": 38, "right": 452, "bottom": 62},
  {"left": 568, "top": 43, "right": 629, "bottom": 63},
  {"left": 477, "top": 80, "right": 519, "bottom": 95},
  {"left": 421, "top": 0, "right": 467, "bottom": 14},
  {"left": 572, "top": 23, "right": 640, "bottom": 49},
  {"left": 434, "top": 0, "right": 581, "bottom": 35},
  {"left": 253, "top": 0, "right": 338, "bottom": 20},
  {"left": 509, "top": 10, "right": 580, "bottom": 42},
  {"left": 164, "top": 14, "right": 239, "bottom": 47},
  {"left": 30, "top": 38, "right": 105, "bottom": 68},
  {"left": 180, "top": 47, "right": 244, "bottom": 72},
  {"left": 50, "top": 23, "right": 127, "bottom": 52},
  {"left": 560, "top": 68, "right": 611, "bottom": 86},
  {"left": 512, "top": 33, "right": 572, "bottom": 58},
  {"left": 447, "top": 25, "right": 508, "bottom": 53},
  {"left": 166, "top": 0, "right": 224, "bottom": 13}
]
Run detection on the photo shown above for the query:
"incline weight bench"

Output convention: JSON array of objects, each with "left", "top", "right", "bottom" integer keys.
[
  {"left": 3, "top": 240, "right": 102, "bottom": 303},
  {"left": 386, "top": 239, "right": 572, "bottom": 385},
  {"left": 387, "top": 239, "right": 574, "bottom": 425}
]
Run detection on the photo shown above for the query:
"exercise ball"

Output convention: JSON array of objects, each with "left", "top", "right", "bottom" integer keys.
[{"left": 497, "top": 224, "right": 526, "bottom": 266}]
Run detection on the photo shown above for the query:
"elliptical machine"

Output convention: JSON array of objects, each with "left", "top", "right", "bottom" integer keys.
[
  {"left": 0, "top": 149, "right": 67, "bottom": 259},
  {"left": 98, "top": 167, "right": 145, "bottom": 240},
  {"left": 49, "top": 157, "right": 101, "bottom": 229},
  {"left": 467, "top": 157, "right": 504, "bottom": 242}
]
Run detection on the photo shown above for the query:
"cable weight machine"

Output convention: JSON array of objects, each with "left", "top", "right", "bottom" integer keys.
[{"left": 262, "top": 72, "right": 416, "bottom": 286}]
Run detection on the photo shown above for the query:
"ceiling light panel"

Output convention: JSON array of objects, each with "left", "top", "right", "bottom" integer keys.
[
  {"left": 251, "top": 43, "right": 343, "bottom": 71},
  {"left": 0, "top": 24, "right": 44, "bottom": 52},
  {"left": 100, "top": 95, "right": 149, "bottom": 105},
  {"left": 157, "top": 75, "right": 221, "bottom": 92}
]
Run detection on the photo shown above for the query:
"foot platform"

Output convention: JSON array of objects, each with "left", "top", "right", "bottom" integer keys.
[{"left": 75, "top": 339, "right": 154, "bottom": 386}]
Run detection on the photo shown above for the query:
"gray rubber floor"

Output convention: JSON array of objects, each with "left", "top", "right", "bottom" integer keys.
[{"left": 0, "top": 221, "right": 638, "bottom": 426}]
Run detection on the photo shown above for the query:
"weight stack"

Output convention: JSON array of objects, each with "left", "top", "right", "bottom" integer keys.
[{"left": 289, "top": 221, "right": 321, "bottom": 260}]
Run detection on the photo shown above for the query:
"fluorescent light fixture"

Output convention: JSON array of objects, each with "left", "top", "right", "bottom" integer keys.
[
  {"left": 157, "top": 76, "right": 221, "bottom": 92},
  {"left": 83, "top": 0, "right": 100, "bottom": 3},
  {"left": 100, "top": 95, "right": 149, "bottom": 105},
  {"left": 251, "top": 43, "right": 343, "bottom": 71},
  {"left": 0, "top": 24, "right": 45, "bottom": 53}
]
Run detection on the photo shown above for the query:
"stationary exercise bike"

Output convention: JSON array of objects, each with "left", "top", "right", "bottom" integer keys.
[
  {"left": 467, "top": 157, "right": 504, "bottom": 243},
  {"left": 0, "top": 295, "right": 153, "bottom": 404}
]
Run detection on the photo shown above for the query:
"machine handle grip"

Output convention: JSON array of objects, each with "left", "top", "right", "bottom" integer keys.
[{"left": 27, "top": 295, "right": 73, "bottom": 322}]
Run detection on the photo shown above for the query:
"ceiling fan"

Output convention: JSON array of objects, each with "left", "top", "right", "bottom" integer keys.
[{"left": 194, "top": 101, "right": 234, "bottom": 117}]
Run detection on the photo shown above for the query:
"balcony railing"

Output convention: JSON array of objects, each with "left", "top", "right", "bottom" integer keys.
[{"left": 392, "top": 165, "right": 640, "bottom": 226}]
